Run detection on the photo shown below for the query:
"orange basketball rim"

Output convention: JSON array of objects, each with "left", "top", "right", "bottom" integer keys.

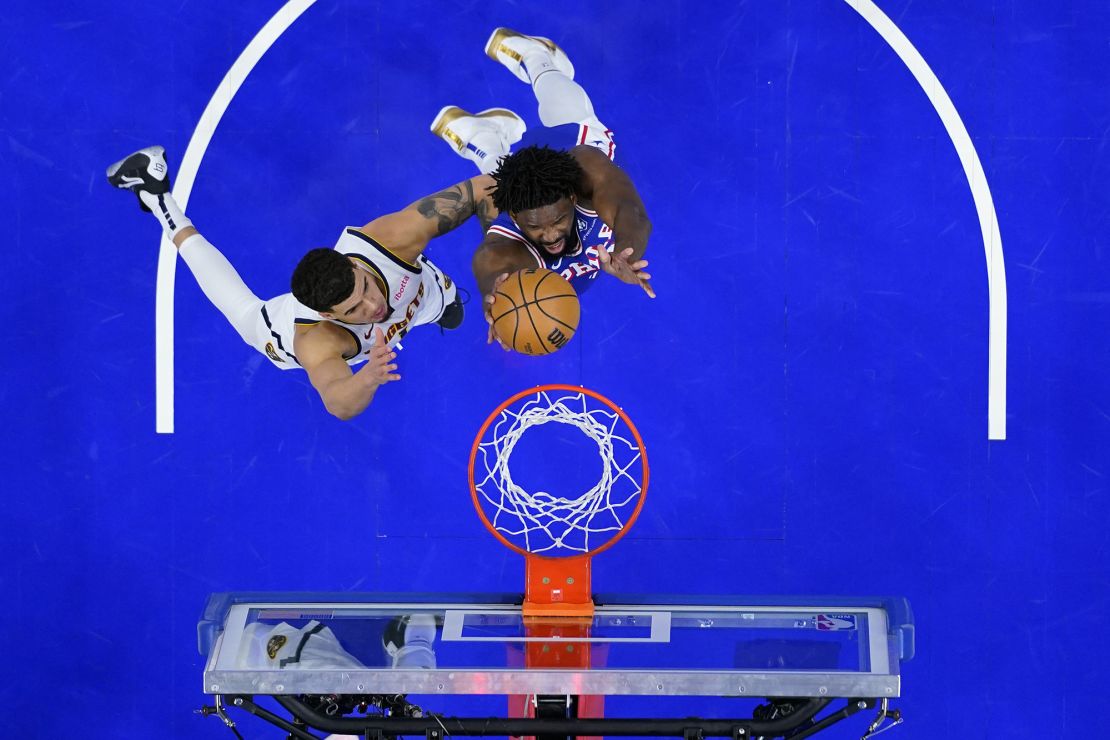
[{"left": 468, "top": 384, "right": 649, "bottom": 617}]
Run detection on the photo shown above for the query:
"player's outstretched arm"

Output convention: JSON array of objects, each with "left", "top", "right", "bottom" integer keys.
[
  {"left": 572, "top": 146, "right": 655, "bottom": 297},
  {"left": 356, "top": 175, "right": 498, "bottom": 263},
  {"left": 297, "top": 326, "right": 399, "bottom": 420},
  {"left": 572, "top": 146, "right": 652, "bottom": 260}
]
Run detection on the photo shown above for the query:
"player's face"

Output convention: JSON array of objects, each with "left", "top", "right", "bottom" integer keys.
[
  {"left": 324, "top": 262, "right": 388, "bottom": 324},
  {"left": 513, "top": 195, "right": 578, "bottom": 258}
]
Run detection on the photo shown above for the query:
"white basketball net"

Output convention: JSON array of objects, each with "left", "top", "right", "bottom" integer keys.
[{"left": 474, "top": 389, "right": 644, "bottom": 555}]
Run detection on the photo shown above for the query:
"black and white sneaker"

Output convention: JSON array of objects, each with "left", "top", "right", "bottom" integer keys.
[
  {"left": 106, "top": 145, "right": 171, "bottom": 212},
  {"left": 437, "top": 286, "right": 469, "bottom": 331}
]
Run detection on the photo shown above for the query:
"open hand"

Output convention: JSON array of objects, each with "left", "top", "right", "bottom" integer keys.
[
  {"left": 483, "top": 273, "right": 512, "bottom": 351},
  {"left": 359, "top": 327, "right": 401, "bottom": 385},
  {"left": 598, "top": 247, "right": 655, "bottom": 298}
]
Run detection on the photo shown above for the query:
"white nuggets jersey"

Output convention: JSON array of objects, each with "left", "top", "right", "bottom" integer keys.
[
  {"left": 237, "top": 620, "right": 364, "bottom": 670},
  {"left": 256, "top": 228, "right": 455, "bottom": 370}
]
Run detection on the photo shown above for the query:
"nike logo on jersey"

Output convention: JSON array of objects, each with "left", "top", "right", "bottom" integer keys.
[{"left": 119, "top": 175, "right": 145, "bottom": 187}]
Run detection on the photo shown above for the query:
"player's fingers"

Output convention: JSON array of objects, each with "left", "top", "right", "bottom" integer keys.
[
  {"left": 637, "top": 271, "right": 652, "bottom": 280},
  {"left": 597, "top": 248, "right": 610, "bottom": 263},
  {"left": 641, "top": 280, "right": 656, "bottom": 298},
  {"left": 621, "top": 247, "right": 634, "bottom": 257}
]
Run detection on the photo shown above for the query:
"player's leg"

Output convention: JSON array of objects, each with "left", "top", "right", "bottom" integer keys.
[
  {"left": 173, "top": 231, "right": 267, "bottom": 346},
  {"left": 383, "top": 615, "right": 437, "bottom": 669},
  {"left": 108, "top": 147, "right": 266, "bottom": 346},
  {"left": 485, "top": 29, "right": 615, "bottom": 159},
  {"left": 430, "top": 106, "right": 526, "bottom": 174},
  {"left": 485, "top": 29, "right": 597, "bottom": 127}
]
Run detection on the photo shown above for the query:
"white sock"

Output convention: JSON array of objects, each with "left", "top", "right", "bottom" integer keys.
[
  {"left": 177, "top": 233, "right": 263, "bottom": 344},
  {"left": 139, "top": 190, "right": 193, "bottom": 241},
  {"left": 531, "top": 69, "right": 597, "bottom": 127},
  {"left": 522, "top": 50, "right": 560, "bottom": 84}
]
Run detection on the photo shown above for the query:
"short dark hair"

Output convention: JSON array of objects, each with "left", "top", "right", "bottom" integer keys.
[
  {"left": 491, "top": 145, "right": 583, "bottom": 214},
  {"left": 291, "top": 249, "right": 355, "bottom": 312}
]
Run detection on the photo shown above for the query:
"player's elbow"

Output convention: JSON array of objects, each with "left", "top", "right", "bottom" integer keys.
[
  {"left": 322, "top": 395, "right": 364, "bottom": 422},
  {"left": 325, "top": 399, "right": 366, "bottom": 421},
  {"left": 329, "top": 407, "right": 358, "bottom": 422}
]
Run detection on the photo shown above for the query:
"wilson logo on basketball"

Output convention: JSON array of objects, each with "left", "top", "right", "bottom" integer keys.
[{"left": 547, "top": 328, "right": 569, "bottom": 348}]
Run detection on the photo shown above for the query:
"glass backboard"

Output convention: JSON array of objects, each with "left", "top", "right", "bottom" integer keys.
[{"left": 200, "top": 593, "right": 912, "bottom": 700}]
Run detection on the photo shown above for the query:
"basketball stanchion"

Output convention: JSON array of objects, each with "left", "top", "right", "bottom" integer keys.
[{"left": 468, "top": 384, "right": 649, "bottom": 616}]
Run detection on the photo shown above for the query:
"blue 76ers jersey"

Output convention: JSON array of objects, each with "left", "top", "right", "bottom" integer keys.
[
  {"left": 487, "top": 206, "right": 613, "bottom": 293},
  {"left": 485, "top": 121, "right": 618, "bottom": 294}
]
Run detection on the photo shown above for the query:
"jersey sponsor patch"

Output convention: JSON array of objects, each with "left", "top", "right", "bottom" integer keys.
[
  {"left": 265, "top": 342, "right": 285, "bottom": 363},
  {"left": 266, "top": 634, "right": 287, "bottom": 659}
]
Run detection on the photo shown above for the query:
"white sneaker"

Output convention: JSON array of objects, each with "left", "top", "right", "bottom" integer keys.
[
  {"left": 402, "top": 614, "right": 438, "bottom": 646},
  {"left": 430, "top": 105, "right": 526, "bottom": 155},
  {"left": 484, "top": 27, "right": 575, "bottom": 84},
  {"left": 384, "top": 614, "right": 438, "bottom": 669},
  {"left": 106, "top": 145, "right": 171, "bottom": 212}
]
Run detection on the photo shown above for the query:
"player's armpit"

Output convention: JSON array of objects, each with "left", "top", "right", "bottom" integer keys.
[{"left": 359, "top": 174, "right": 497, "bottom": 262}]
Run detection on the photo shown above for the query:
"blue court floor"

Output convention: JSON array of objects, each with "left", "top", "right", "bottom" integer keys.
[{"left": 4, "top": 1, "right": 1110, "bottom": 737}]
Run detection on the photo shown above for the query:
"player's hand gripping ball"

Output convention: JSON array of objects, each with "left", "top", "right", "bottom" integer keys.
[{"left": 490, "top": 268, "right": 580, "bottom": 355}]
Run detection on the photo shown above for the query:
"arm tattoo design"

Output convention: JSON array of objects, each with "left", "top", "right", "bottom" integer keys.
[
  {"left": 477, "top": 197, "right": 495, "bottom": 232},
  {"left": 416, "top": 180, "right": 476, "bottom": 236}
]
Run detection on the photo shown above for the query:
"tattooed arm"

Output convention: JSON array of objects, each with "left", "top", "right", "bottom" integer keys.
[{"left": 356, "top": 175, "right": 497, "bottom": 262}]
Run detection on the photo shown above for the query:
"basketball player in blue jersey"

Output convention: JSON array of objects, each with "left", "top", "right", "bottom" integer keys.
[
  {"left": 107, "top": 146, "right": 495, "bottom": 420},
  {"left": 430, "top": 28, "right": 654, "bottom": 347}
]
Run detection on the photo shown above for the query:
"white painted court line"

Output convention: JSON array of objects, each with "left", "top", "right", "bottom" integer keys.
[
  {"left": 844, "top": 0, "right": 1008, "bottom": 440},
  {"left": 156, "top": 2, "right": 1007, "bottom": 441},
  {"left": 155, "top": 0, "right": 318, "bottom": 433}
]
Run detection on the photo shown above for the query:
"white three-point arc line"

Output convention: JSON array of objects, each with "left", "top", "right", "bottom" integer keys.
[
  {"left": 154, "top": 0, "right": 317, "bottom": 433},
  {"left": 843, "top": 0, "right": 1007, "bottom": 440},
  {"left": 155, "top": 0, "right": 1007, "bottom": 440}
]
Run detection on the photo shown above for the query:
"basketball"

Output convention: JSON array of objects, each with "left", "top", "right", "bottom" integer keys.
[{"left": 490, "top": 268, "right": 580, "bottom": 355}]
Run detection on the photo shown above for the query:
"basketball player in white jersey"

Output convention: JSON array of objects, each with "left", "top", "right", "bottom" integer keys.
[
  {"left": 429, "top": 28, "right": 654, "bottom": 347},
  {"left": 107, "top": 147, "right": 494, "bottom": 419}
]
